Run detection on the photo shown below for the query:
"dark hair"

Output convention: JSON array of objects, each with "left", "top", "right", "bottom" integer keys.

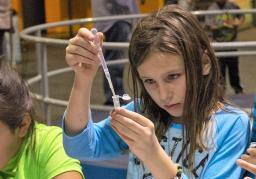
[
  {"left": 0, "top": 58, "right": 35, "bottom": 146},
  {"left": 128, "top": 5, "right": 224, "bottom": 169}
]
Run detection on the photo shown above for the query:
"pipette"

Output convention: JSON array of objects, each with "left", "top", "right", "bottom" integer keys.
[{"left": 91, "top": 28, "right": 121, "bottom": 108}]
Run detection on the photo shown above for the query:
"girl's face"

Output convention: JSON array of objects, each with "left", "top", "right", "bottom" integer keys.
[
  {"left": 138, "top": 52, "right": 186, "bottom": 118},
  {"left": 0, "top": 121, "right": 22, "bottom": 169}
]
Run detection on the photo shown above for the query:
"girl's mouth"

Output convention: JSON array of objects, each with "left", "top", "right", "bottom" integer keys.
[{"left": 164, "top": 103, "right": 179, "bottom": 109}]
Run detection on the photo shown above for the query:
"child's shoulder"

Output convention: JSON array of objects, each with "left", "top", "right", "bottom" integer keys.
[
  {"left": 35, "top": 123, "right": 62, "bottom": 145},
  {"left": 35, "top": 123, "right": 62, "bottom": 135},
  {"left": 34, "top": 123, "right": 66, "bottom": 156},
  {"left": 215, "top": 104, "right": 248, "bottom": 118},
  {"left": 213, "top": 104, "right": 250, "bottom": 130},
  {"left": 211, "top": 105, "right": 250, "bottom": 150}
]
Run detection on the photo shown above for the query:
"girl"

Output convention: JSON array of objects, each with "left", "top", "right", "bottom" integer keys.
[
  {"left": 63, "top": 5, "right": 250, "bottom": 178},
  {"left": 0, "top": 59, "right": 84, "bottom": 179}
]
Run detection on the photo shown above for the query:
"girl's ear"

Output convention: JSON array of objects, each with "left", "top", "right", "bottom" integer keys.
[
  {"left": 18, "top": 113, "right": 31, "bottom": 138},
  {"left": 202, "top": 50, "right": 211, "bottom": 75}
]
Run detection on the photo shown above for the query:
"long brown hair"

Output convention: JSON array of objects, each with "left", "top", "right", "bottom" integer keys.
[
  {"left": 0, "top": 58, "right": 36, "bottom": 151},
  {"left": 128, "top": 5, "right": 224, "bottom": 169}
]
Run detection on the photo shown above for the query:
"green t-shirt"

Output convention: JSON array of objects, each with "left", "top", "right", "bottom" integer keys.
[{"left": 0, "top": 123, "right": 84, "bottom": 179}]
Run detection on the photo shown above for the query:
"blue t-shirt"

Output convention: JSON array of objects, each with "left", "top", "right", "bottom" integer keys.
[{"left": 63, "top": 102, "right": 250, "bottom": 179}]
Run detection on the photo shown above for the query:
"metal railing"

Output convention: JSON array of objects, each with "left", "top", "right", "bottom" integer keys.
[{"left": 20, "top": 9, "right": 256, "bottom": 124}]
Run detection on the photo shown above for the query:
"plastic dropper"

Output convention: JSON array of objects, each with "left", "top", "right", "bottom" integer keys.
[{"left": 91, "top": 28, "right": 121, "bottom": 108}]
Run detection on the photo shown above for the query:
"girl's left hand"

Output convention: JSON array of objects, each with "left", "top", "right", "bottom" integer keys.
[
  {"left": 110, "top": 107, "right": 161, "bottom": 163},
  {"left": 236, "top": 147, "right": 256, "bottom": 175}
]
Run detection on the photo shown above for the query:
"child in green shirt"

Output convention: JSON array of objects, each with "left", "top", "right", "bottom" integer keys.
[{"left": 0, "top": 59, "right": 84, "bottom": 179}]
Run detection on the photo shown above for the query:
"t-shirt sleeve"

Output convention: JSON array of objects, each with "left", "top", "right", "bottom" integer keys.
[
  {"left": 200, "top": 112, "right": 251, "bottom": 178},
  {"left": 62, "top": 103, "right": 135, "bottom": 161},
  {"left": 37, "top": 127, "right": 84, "bottom": 179}
]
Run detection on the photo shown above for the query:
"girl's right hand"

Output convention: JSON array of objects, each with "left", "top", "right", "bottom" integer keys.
[
  {"left": 65, "top": 28, "right": 103, "bottom": 79},
  {"left": 110, "top": 107, "right": 162, "bottom": 162},
  {"left": 110, "top": 108, "right": 178, "bottom": 178}
]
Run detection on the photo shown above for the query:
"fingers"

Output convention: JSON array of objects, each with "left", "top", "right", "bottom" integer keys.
[
  {"left": 111, "top": 121, "right": 135, "bottom": 142},
  {"left": 110, "top": 114, "right": 144, "bottom": 139},
  {"left": 237, "top": 159, "right": 256, "bottom": 175},
  {"left": 236, "top": 148, "right": 256, "bottom": 175},
  {"left": 112, "top": 107, "right": 154, "bottom": 128},
  {"left": 77, "top": 28, "right": 95, "bottom": 41},
  {"left": 66, "top": 39, "right": 97, "bottom": 64},
  {"left": 69, "top": 36, "right": 98, "bottom": 55},
  {"left": 66, "top": 28, "right": 101, "bottom": 68},
  {"left": 240, "top": 156, "right": 256, "bottom": 167},
  {"left": 77, "top": 28, "right": 104, "bottom": 46},
  {"left": 65, "top": 53, "right": 96, "bottom": 69},
  {"left": 240, "top": 148, "right": 256, "bottom": 165},
  {"left": 110, "top": 108, "right": 156, "bottom": 147},
  {"left": 96, "top": 32, "right": 104, "bottom": 46},
  {"left": 247, "top": 147, "right": 256, "bottom": 157}
]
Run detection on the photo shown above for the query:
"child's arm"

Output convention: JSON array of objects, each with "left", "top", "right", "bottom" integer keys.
[
  {"left": 237, "top": 147, "right": 256, "bottom": 176},
  {"left": 64, "top": 28, "right": 103, "bottom": 136},
  {"left": 110, "top": 107, "right": 181, "bottom": 179}
]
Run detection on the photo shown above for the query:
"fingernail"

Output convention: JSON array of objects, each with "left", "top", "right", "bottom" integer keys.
[{"left": 110, "top": 109, "right": 115, "bottom": 115}]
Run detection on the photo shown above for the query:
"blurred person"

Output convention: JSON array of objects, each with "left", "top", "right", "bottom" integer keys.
[
  {"left": 91, "top": 0, "right": 139, "bottom": 105},
  {"left": 206, "top": 0, "right": 244, "bottom": 94},
  {"left": 178, "top": 0, "right": 196, "bottom": 10},
  {"left": 0, "top": 0, "right": 11, "bottom": 55},
  {"left": 0, "top": 58, "right": 84, "bottom": 179},
  {"left": 164, "top": 0, "right": 196, "bottom": 10}
]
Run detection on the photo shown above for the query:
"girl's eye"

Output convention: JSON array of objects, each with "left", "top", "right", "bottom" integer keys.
[
  {"left": 167, "top": 74, "right": 180, "bottom": 80},
  {"left": 143, "top": 79, "right": 155, "bottom": 84}
]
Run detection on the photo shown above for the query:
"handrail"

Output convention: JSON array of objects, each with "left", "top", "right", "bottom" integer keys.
[
  {"left": 20, "top": 10, "right": 256, "bottom": 50},
  {"left": 19, "top": 9, "right": 256, "bottom": 123}
]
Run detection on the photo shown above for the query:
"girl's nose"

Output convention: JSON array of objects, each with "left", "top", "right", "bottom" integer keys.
[{"left": 158, "top": 84, "right": 172, "bottom": 102}]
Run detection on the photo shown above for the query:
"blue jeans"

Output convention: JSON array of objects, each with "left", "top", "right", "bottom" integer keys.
[{"left": 103, "top": 21, "right": 131, "bottom": 104}]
